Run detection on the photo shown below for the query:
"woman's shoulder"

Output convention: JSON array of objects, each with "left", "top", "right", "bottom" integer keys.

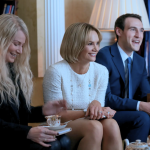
[
  {"left": 43, "top": 60, "right": 70, "bottom": 83},
  {"left": 90, "top": 62, "right": 109, "bottom": 83},
  {"left": 91, "top": 62, "right": 108, "bottom": 73},
  {"left": 46, "top": 60, "right": 69, "bottom": 72}
]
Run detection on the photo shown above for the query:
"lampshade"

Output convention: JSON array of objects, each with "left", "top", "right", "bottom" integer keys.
[{"left": 89, "top": 0, "right": 150, "bottom": 31}]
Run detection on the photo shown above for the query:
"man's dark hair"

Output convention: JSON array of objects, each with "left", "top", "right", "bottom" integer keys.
[{"left": 114, "top": 13, "right": 142, "bottom": 41}]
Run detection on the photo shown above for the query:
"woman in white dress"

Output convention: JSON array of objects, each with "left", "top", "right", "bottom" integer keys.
[{"left": 43, "top": 23, "right": 122, "bottom": 150}]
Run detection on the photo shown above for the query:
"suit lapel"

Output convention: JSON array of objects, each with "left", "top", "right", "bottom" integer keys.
[{"left": 111, "top": 43, "right": 125, "bottom": 83}]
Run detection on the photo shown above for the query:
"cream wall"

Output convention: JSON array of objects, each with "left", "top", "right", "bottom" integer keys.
[{"left": 18, "top": 0, "right": 95, "bottom": 77}]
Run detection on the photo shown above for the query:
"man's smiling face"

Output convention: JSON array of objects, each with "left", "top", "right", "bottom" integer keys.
[{"left": 117, "top": 17, "right": 144, "bottom": 56}]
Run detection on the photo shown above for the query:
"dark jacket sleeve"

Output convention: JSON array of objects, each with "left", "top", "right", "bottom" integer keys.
[
  {"left": 0, "top": 117, "right": 32, "bottom": 141},
  {"left": 104, "top": 82, "right": 138, "bottom": 110}
]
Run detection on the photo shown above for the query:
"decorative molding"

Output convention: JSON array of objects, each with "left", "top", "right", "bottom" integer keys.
[{"left": 44, "top": 0, "right": 65, "bottom": 70}]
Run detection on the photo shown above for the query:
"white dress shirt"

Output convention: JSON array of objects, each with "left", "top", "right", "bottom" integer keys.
[{"left": 117, "top": 43, "right": 140, "bottom": 111}]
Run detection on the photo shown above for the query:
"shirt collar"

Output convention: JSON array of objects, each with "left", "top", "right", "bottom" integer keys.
[{"left": 117, "top": 43, "right": 133, "bottom": 66}]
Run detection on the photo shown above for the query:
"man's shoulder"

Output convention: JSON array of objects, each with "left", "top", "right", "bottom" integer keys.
[
  {"left": 99, "top": 45, "right": 112, "bottom": 52},
  {"left": 96, "top": 43, "right": 117, "bottom": 65},
  {"left": 133, "top": 53, "right": 146, "bottom": 72},
  {"left": 134, "top": 52, "right": 145, "bottom": 62}
]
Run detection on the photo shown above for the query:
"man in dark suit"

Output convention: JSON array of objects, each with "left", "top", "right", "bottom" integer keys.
[{"left": 96, "top": 13, "right": 150, "bottom": 142}]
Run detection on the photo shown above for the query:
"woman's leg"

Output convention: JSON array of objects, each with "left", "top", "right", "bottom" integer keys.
[
  {"left": 28, "top": 139, "right": 61, "bottom": 150},
  {"left": 66, "top": 119, "right": 103, "bottom": 150},
  {"left": 47, "top": 140, "right": 61, "bottom": 150},
  {"left": 57, "top": 134, "right": 71, "bottom": 150},
  {"left": 100, "top": 119, "right": 122, "bottom": 150},
  {"left": 28, "top": 135, "right": 70, "bottom": 150}
]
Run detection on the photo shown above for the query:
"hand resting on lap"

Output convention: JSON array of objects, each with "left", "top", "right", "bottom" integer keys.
[
  {"left": 27, "top": 126, "right": 57, "bottom": 147},
  {"left": 85, "top": 100, "right": 116, "bottom": 120},
  {"left": 102, "top": 107, "right": 116, "bottom": 119},
  {"left": 86, "top": 100, "right": 103, "bottom": 120}
]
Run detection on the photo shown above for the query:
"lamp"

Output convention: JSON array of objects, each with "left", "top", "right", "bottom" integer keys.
[{"left": 89, "top": 0, "right": 150, "bottom": 48}]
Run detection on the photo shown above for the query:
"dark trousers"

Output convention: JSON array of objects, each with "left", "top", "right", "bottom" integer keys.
[
  {"left": 113, "top": 111, "right": 150, "bottom": 142},
  {"left": 28, "top": 135, "right": 71, "bottom": 150}
]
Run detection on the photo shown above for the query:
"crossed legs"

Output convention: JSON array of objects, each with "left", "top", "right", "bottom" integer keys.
[{"left": 66, "top": 118, "right": 122, "bottom": 150}]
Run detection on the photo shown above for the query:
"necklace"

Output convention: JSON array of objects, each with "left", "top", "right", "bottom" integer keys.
[
  {"left": 69, "top": 64, "right": 89, "bottom": 88},
  {"left": 77, "top": 73, "right": 87, "bottom": 87},
  {"left": 70, "top": 65, "right": 91, "bottom": 110},
  {"left": 88, "top": 79, "right": 91, "bottom": 99}
]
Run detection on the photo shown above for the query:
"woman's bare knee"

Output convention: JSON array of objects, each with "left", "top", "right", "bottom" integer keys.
[
  {"left": 101, "top": 119, "right": 120, "bottom": 136},
  {"left": 101, "top": 119, "right": 122, "bottom": 150},
  {"left": 84, "top": 120, "right": 103, "bottom": 141}
]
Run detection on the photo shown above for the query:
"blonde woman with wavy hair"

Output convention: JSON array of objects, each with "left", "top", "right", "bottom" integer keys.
[
  {"left": 43, "top": 22, "right": 122, "bottom": 150},
  {"left": 0, "top": 14, "right": 71, "bottom": 150},
  {"left": 0, "top": 13, "right": 32, "bottom": 109}
]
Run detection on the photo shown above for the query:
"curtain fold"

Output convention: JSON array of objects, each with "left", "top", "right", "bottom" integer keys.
[{"left": 144, "top": 0, "right": 150, "bottom": 79}]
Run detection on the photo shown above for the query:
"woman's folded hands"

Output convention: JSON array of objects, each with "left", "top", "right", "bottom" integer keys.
[
  {"left": 85, "top": 100, "right": 116, "bottom": 120},
  {"left": 102, "top": 107, "right": 116, "bottom": 119}
]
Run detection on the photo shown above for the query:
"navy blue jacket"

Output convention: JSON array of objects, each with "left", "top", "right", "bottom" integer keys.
[{"left": 96, "top": 43, "right": 150, "bottom": 110}]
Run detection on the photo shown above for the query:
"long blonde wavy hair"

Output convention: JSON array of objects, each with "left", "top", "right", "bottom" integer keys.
[{"left": 0, "top": 14, "right": 33, "bottom": 109}]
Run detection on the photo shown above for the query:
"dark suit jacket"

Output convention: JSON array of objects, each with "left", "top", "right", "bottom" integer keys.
[
  {"left": 96, "top": 42, "right": 150, "bottom": 110},
  {"left": 0, "top": 89, "right": 46, "bottom": 150}
]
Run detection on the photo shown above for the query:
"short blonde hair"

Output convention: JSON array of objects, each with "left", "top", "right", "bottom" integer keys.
[{"left": 60, "top": 23, "right": 102, "bottom": 63}]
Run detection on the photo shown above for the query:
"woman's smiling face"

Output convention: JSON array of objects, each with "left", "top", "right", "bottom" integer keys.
[
  {"left": 6, "top": 30, "right": 26, "bottom": 63},
  {"left": 78, "top": 30, "right": 100, "bottom": 63}
]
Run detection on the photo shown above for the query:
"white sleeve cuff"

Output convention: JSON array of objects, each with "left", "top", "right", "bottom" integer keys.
[{"left": 136, "top": 101, "right": 140, "bottom": 111}]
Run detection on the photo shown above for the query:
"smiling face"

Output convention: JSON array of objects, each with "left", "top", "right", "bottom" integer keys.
[
  {"left": 78, "top": 30, "right": 100, "bottom": 64},
  {"left": 116, "top": 17, "right": 144, "bottom": 56},
  {"left": 6, "top": 30, "right": 26, "bottom": 63}
]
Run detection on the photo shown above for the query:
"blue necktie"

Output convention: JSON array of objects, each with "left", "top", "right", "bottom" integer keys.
[{"left": 127, "top": 57, "right": 132, "bottom": 99}]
